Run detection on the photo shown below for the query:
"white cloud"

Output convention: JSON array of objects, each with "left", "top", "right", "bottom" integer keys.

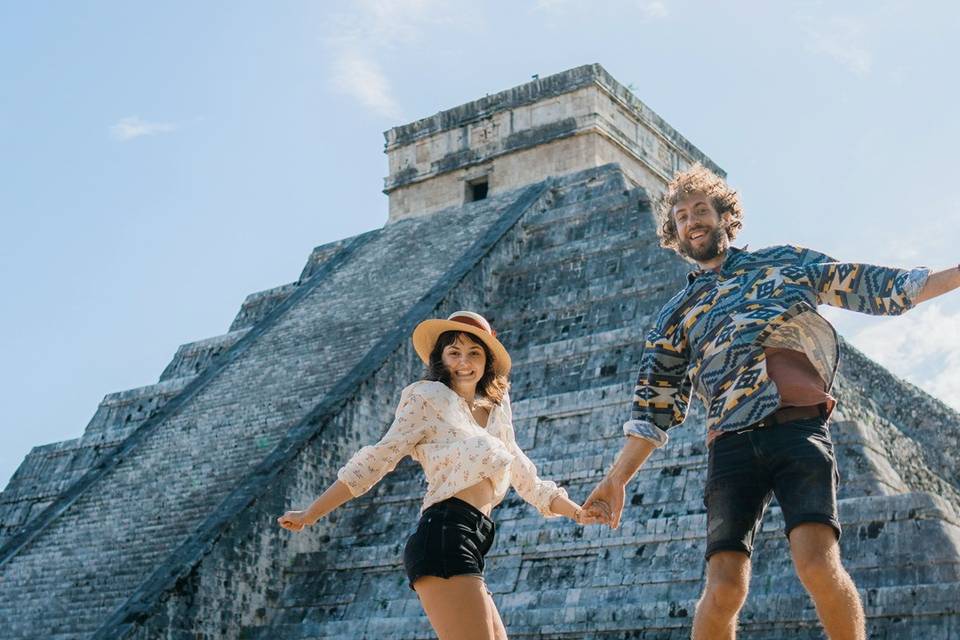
[
  {"left": 638, "top": 1, "right": 668, "bottom": 20},
  {"left": 330, "top": 51, "right": 404, "bottom": 121},
  {"left": 109, "top": 116, "right": 177, "bottom": 141},
  {"left": 321, "top": 0, "right": 461, "bottom": 121},
  {"left": 110, "top": 116, "right": 177, "bottom": 142},
  {"left": 803, "top": 16, "right": 872, "bottom": 75},
  {"left": 878, "top": 196, "right": 960, "bottom": 265},
  {"left": 844, "top": 303, "right": 960, "bottom": 411}
]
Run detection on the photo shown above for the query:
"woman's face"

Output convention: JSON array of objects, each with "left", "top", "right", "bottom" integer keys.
[{"left": 441, "top": 334, "right": 487, "bottom": 394}]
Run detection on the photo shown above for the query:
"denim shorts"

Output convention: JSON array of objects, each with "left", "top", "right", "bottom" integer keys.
[
  {"left": 403, "top": 497, "right": 496, "bottom": 590},
  {"left": 703, "top": 416, "right": 841, "bottom": 560}
]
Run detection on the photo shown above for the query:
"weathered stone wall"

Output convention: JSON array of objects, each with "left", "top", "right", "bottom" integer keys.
[
  {"left": 833, "top": 342, "right": 960, "bottom": 509},
  {"left": 0, "top": 375, "right": 192, "bottom": 547}
]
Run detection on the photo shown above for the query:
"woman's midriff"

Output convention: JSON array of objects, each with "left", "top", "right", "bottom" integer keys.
[{"left": 452, "top": 477, "right": 495, "bottom": 516}]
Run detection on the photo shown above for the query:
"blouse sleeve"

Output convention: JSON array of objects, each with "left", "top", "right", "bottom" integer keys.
[
  {"left": 336, "top": 391, "right": 432, "bottom": 497},
  {"left": 501, "top": 395, "right": 568, "bottom": 518}
]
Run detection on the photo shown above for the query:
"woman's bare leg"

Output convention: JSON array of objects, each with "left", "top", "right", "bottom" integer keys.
[{"left": 414, "top": 575, "right": 508, "bottom": 640}]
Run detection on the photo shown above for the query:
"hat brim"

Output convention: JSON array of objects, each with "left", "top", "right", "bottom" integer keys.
[{"left": 411, "top": 319, "right": 511, "bottom": 377}]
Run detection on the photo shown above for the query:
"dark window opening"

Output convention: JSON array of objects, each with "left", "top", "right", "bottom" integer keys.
[{"left": 466, "top": 178, "right": 489, "bottom": 202}]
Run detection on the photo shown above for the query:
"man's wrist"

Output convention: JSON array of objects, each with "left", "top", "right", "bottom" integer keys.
[
  {"left": 607, "top": 466, "right": 632, "bottom": 486},
  {"left": 606, "top": 435, "right": 657, "bottom": 485}
]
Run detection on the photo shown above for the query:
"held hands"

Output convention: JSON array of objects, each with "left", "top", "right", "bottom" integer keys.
[
  {"left": 277, "top": 509, "right": 315, "bottom": 532},
  {"left": 572, "top": 504, "right": 608, "bottom": 526},
  {"left": 582, "top": 475, "right": 626, "bottom": 529}
]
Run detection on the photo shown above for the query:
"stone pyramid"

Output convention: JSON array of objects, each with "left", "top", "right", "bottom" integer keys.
[{"left": 2, "top": 64, "right": 958, "bottom": 639}]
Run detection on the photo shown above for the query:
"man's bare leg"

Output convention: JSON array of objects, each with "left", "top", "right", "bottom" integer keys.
[
  {"left": 789, "top": 523, "right": 865, "bottom": 640},
  {"left": 692, "top": 551, "right": 751, "bottom": 640}
]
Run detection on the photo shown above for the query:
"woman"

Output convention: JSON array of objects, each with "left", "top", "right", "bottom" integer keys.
[{"left": 277, "top": 311, "right": 593, "bottom": 639}]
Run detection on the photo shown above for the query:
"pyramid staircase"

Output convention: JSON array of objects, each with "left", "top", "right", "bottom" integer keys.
[{"left": 239, "top": 166, "right": 960, "bottom": 639}]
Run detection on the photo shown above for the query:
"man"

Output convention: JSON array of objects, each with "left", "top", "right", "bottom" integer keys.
[{"left": 583, "top": 163, "right": 960, "bottom": 640}]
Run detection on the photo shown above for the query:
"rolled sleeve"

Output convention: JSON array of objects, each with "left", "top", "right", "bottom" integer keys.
[
  {"left": 902, "top": 267, "right": 931, "bottom": 304},
  {"left": 623, "top": 418, "right": 669, "bottom": 448}
]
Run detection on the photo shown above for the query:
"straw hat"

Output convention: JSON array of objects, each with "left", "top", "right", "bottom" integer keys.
[{"left": 412, "top": 311, "right": 511, "bottom": 376}]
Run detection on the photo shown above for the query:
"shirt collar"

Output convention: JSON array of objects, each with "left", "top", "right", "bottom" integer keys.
[{"left": 686, "top": 246, "right": 747, "bottom": 284}]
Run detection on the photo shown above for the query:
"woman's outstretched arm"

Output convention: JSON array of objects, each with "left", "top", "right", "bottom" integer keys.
[
  {"left": 277, "top": 480, "right": 354, "bottom": 531},
  {"left": 278, "top": 388, "right": 432, "bottom": 532}
]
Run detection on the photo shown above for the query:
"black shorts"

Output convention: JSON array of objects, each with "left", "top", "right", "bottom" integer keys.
[
  {"left": 403, "top": 497, "right": 496, "bottom": 590},
  {"left": 703, "top": 416, "right": 841, "bottom": 560}
]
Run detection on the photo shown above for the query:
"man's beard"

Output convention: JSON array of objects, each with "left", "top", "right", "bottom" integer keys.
[{"left": 679, "top": 226, "right": 728, "bottom": 262}]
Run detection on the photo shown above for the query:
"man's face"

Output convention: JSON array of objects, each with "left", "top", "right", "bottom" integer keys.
[{"left": 672, "top": 193, "right": 728, "bottom": 262}]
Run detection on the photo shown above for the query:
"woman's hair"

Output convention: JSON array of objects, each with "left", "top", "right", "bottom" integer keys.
[
  {"left": 423, "top": 331, "right": 509, "bottom": 405},
  {"left": 655, "top": 163, "right": 744, "bottom": 257}
]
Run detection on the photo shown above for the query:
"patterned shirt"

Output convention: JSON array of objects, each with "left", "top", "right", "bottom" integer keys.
[
  {"left": 623, "top": 245, "right": 930, "bottom": 447},
  {"left": 338, "top": 380, "right": 567, "bottom": 516}
]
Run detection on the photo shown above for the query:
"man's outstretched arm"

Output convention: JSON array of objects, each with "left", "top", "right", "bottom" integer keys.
[
  {"left": 583, "top": 322, "right": 691, "bottom": 527},
  {"left": 912, "top": 264, "right": 960, "bottom": 305},
  {"left": 583, "top": 436, "right": 658, "bottom": 529},
  {"left": 802, "top": 256, "right": 930, "bottom": 316}
]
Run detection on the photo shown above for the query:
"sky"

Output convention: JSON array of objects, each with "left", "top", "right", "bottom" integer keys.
[{"left": 2, "top": 1, "right": 958, "bottom": 491}]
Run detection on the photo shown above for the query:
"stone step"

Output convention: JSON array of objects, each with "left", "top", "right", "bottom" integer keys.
[
  {"left": 491, "top": 243, "right": 668, "bottom": 303},
  {"left": 0, "top": 375, "right": 197, "bottom": 543},
  {"left": 504, "top": 326, "right": 650, "bottom": 396},
  {"left": 242, "top": 581, "right": 960, "bottom": 639},
  {"left": 493, "top": 265, "right": 671, "bottom": 311},
  {"left": 520, "top": 189, "right": 640, "bottom": 234},
  {"left": 488, "top": 265, "right": 682, "bottom": 348},
  {"left": 81, "top": 374, "right": 196, "bottom": 438},
  {"left": 521, "top": 204, "right": 643, "bottom": 257},
  {"left": 229, "top": 282, "right": 300, "bottom": 332},
  {"left": 158, "top": 329, "right": 249, "bottom": 381},
  {"left": 520, "top": 171, "right": 635, "bottom": 225},
  {"left": 517, "top": 200, "right": 645, "bottom": 252},
  {"left": 297, "top": 237, "right": 358, "bottom": 282},
  {"left": 510, "top": 326, "right": 650, "bottom": 367},
  {"left": 280, "top": 493, "right": 960, "bottom": 606},
  {"left": 499, "top": 581, "right": 960, "bottom": 638},
  {"left": 502, "top": 232, "right": 652, "bottom": 286}
]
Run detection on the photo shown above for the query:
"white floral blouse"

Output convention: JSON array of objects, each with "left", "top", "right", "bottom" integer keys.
[{"left": 337, "top": 380, "right": 567, "bottom": 517}]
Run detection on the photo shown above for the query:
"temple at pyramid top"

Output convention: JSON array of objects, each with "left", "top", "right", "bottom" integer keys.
[{"left": 383, "top": 63, "right": 723, "bottom": 221}]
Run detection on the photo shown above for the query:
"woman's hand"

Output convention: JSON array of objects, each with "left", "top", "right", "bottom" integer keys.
[
  {"left": 573, "top": 503, "right": 608, "bottom": 526},
  {"left": 277, "top": 481, "right": 355, "bottom": 533},
  {"left": 277, "top": 510, "right": 314, "bottom": 532},
  {"left": 551, "top": 494, "right": 605, "bottom": 525}
]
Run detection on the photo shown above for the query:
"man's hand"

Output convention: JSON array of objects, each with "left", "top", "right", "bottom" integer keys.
[
  {"left": 583, "top": 476, "right": 627, "bottom": 529},
  {"left": 583, "top": 436, "right": 657, "bottom": 529}
]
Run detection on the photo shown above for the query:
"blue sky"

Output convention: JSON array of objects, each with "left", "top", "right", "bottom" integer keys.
[{"left": 2, "top": 1, "right": 959, "bottom": 490}]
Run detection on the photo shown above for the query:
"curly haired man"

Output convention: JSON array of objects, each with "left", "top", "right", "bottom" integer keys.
[{"left": 584, "top": 164, "right": 960, "bottom": 640}]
